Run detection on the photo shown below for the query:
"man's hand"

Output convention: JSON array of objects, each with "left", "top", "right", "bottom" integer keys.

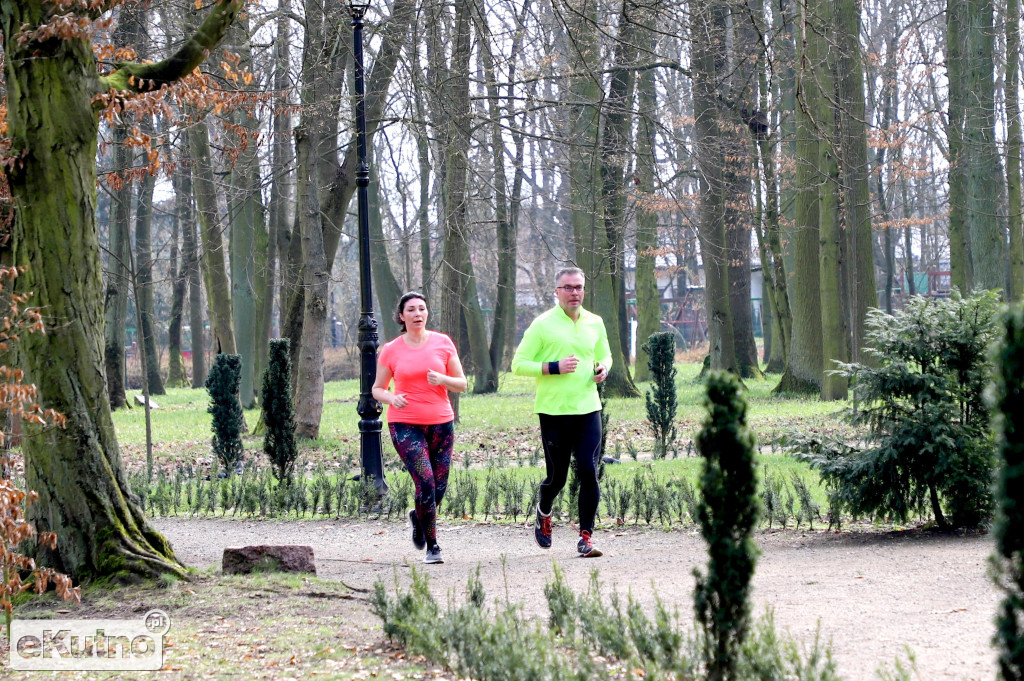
[
  {"left": 559, "top": 354, "right": 579, "bottom": 374},
  {"left": 593, "top": 362, "right": 608, "bottom": 383},
  {"left": 426, "top": 369, "right": 445, "bottom": 386}
]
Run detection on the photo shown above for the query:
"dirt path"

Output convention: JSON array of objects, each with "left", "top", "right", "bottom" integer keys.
[{"left": 154, "top": 517, "right": 999, "bottom": 681}]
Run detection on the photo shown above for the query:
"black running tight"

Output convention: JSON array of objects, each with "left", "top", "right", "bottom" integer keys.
[{"left": 537, "top": 411, "right": 602, "bottom": 533}]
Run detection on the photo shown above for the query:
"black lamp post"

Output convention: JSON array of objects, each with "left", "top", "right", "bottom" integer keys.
[{"left": 349, "top": 0, "right": 386, "bottom": 494}]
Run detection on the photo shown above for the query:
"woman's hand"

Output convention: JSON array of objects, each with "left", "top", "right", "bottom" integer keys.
[
  {"left": 391, "top": 393, "right": 408, "bottom": 409},
  {"left": 426, "top": 369, "right": 445, "bottom": 386}
]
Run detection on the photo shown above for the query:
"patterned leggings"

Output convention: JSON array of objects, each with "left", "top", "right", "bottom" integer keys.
[{"left": 389, "top": 421, "right": 454, "bottom": 545}]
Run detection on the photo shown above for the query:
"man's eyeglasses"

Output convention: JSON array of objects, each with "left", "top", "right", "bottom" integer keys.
[{"left": 556, "top": 285, "right": 585, "bottom": 293}]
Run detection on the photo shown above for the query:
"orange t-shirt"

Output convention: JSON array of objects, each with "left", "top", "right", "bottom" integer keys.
[{"left": 378, "top": 331, "right": 458, "bottom": 425}]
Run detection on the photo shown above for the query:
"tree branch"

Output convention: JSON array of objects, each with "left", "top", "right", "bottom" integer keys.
[{"left": 97, "top": 0, "right": 245, "bottom": 94}]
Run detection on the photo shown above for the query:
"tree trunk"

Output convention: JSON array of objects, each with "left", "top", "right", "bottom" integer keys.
[
  {"left": 134, "top": 152, "right": 165, "bottom": 395},
  {"left": 601, "top": 0, "right": 640, "bottom": 365},
  {"left": 368, "top": 161, "right": 402, "bottom": 341},
  {"left": 691, "top": 0, "right": 737, "bottom": 375},
  {"left": 267, "top": 0, "right": 294, "bottom": 357},
  {"left": 961, "top": 0, "right": 1004, "bottom": 292},
  {"left": 166, "top": 152, "right": 188, "bottom": 389},
  {"left": 103, "top": 124, "right": 131, "bottom": 409},
  {"left": 946, "top": 0, "right": 974, "bottom": 293},
  {"left": 183, "top": 171, "right": 207, "bottom": 388},
  {"left": 565, "top": 0, "right": 639, "bottom": 396},
  {"left": 437, "top": 0, "right": 494, "bottom": 397},
  {"left": 1007, "top": 0, "right": 1023, "bottom": 301},
  {"left": 221, "top": 16, "right": 266, "bottom": 409},
  {"left": 293, "top": 126, "right": 328, "bottom": 439},
  {"left": 753, "top": 0, "right": 792, "bottom": 375},
  {"left": 776, "top": 0, "right": 823, "bottom": 394},
  {"left": 0, "top": 0, "right": 255, "bottom": 578},
  {"left": 815, "top": 0, "right": 846, "bottom": 400},
  {"left": 478, "top": 0, "right": 525, "bottom": 379},
  {"left": 283, "top": 0, "right": 415, "bottom": 384},
  {"left": 633, "top": 11, "right": 662, "bottom": 383},
  {"left": 189, "top": 120, "right": 236, "bottom": 356},
  {"left": 834, "top": 0, "right": 877, "bottom": 361}
]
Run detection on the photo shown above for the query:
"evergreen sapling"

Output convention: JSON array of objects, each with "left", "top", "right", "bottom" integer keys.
[
  {"left": 643, "top": 332, "right": 678, "bottom": 458},
  {"left": 260, "top": 339, "right": 298, "bottom": 484},
  {"left": 206, "top": 353, "right": 245, "bottom": 475},
  {"left": 694, "top": 371, "right": 759, "bottom": 681}
]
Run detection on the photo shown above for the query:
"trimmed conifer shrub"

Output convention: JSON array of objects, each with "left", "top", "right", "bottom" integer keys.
[
  {"left": 261, "top": 339, "right": 298, "bottom": 484},
  {"left": 643, "top": 331, "right": 678, "bottom": 458},
  {"left": 694, "top": 371, "right": 759, "bottom": 681},
  {"left": 206, "top": 353, "right": 244, "bottom": 475},
  {"left": 992, "top": 306, "right": 1024, "bottom": 680}
]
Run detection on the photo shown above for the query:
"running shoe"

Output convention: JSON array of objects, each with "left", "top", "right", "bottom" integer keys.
[
  {"left": 424, "top": 544, "right": 444, "bottom": 564},
  {"left": 535, "top": 506, "right": 553, "bottom": 549},
  {"left": 577, "top": 530, "right": 602, "bottom": 558},
  {"left": 409, "top": 509, "right": 426, "bottom": 550}
]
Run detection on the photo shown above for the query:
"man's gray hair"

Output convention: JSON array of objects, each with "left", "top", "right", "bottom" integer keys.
[{"left": 555, "top": 267, "right": 585, "bottom": 285}]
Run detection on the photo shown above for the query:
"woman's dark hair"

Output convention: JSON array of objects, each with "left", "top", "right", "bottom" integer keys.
[{"left": 394, "top": 291, "right": 428, "bottom": 332}]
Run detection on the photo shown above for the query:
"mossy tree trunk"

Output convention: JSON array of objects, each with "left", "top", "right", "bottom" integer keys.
[
  {"left": 961, "top": 0, "right": 1004, "bottom": 292},
  {"left": 835, "top": 0, "right": 877, "bottom": 363},
  {"left": 564, "top": 0, "right": 639, "bottom": 396},
  {"left": 776, "top": 0, "right": 823, "bottom": 395},
  {"left": 103, "top": 124, "right": 131, "bottom": 410},
  {"left": 633, "top": 9, "right": 662, "bottom": 384},
  {"left": 226, "top": 16, "right": 266, "bottom": 410},
  {"left": 812, "top": 0, "right": 847, "bottom": 401},
  {"left": 0, "top": 0, "right": 242, "bottom": 579},
  {"left": 1007, "top": 0, "right": 1023, "bottom": 302},
  {"left": 190, "top": 120, "right": 236, "bottom": 357},
  {"left": 691, "top": 0, "right": 737, "bottom": 375},
  {"left": 946, "top": 0, "right": 974, "bottom": 293}
]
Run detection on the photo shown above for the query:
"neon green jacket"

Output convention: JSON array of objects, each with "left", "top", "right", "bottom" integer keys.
[{"left": 511, "top": 305, "right": 613, "bottom": 415}]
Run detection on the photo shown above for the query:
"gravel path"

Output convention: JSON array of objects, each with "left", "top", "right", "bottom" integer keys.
[{"left": 154, "top": 517, "right": 999, "bottom": 681}]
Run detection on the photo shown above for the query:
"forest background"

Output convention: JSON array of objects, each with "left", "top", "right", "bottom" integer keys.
[{"left": 0, "top": 0, "right": 1019, "bottom": 581}]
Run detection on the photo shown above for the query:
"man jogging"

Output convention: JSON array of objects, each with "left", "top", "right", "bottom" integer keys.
[{"left": 511, "top": 266, "right": 611, "bottom": 558}]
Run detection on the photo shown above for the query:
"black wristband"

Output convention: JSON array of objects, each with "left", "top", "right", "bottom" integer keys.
[{"left": 548, "top": 361, "right": 561, "bottom": 375}]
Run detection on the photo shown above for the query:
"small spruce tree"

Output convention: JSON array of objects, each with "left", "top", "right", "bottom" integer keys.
[
  {"left": 694, "top": 371, "right": 759, "bottom": 681},
  {"left": 643, "top": 331, "right": 678, "bottom": 458},
  {"left": 992, "top": 306, "right": 1024, "bottom": 680},
  {"left": 206, "top": 354, "right": 244, "bottom": 475},
  {"left": 790, "top": 291, "right": 999, "bottom": 529},
  {"left": 261, "top": 339, "right": 298, "bottom": 484}
]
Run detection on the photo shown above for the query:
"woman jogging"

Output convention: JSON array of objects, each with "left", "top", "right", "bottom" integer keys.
[{"left": 372, "top": 292, "right": 467, "bottom": 564}]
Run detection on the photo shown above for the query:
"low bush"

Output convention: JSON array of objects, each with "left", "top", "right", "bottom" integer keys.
[
  {"left": 785, "top": 291, "right": 1000, "bottom": 529},
  {"left": 992, "top": 305, "right": 1024, "bottom": 679},
  {"left": 372, "top": 565, "right": 842, "bottom": 681}
]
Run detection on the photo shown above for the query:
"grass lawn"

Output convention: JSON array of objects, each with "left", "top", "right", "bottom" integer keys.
[
  {"left": 113, "top": 362, "right": 846, "bottom": 468},
  {"left": 108, "top": 362, "right": 853, "bottom": 525}
]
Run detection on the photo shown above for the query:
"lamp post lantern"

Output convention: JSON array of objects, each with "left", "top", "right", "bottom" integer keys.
[{"left": 349, "top": 0, "right": 386, "bottom": 494}]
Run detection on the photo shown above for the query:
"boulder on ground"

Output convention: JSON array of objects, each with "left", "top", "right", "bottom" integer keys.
[{"left": 222, "top": 545, "right": 316, "bottom": 575}]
